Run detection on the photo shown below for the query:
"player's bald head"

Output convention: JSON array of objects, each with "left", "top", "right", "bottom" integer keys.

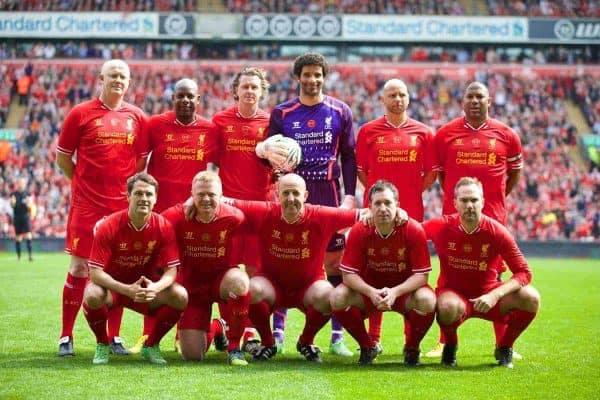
[
  {"left": 278, "top": 173, "right": 306, "bottom": 192},
  {"left": 100, "top": 59, "right": 130, "bottom": 78},
  {"left": 174, "top": 78, "right": 198, "bottom": 93},
  {"left": 382, "top": 79, "right": 408, "bottom": 94},
  {"left": 465, "top": 81, "right": 489, "bottom": 97}
]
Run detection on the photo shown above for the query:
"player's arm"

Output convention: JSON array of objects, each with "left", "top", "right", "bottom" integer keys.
[
  {"left": 9, "top": 194, "right": 16, "bottom": 208},
  {"left": 145, "top": 265, "right": 177, "bottom": 294},
  {"left": 436, "top": 171, "right": 445, "bottom": 188},
  {"left": 470, "top": 227, "right": 532, "bottom": 313},
  {"left": 56, "top": 152, "right": 75, "bottom": 180},
  {"left": 339, "top": 109, "right": 357, "bottom": 205},
  {"left": 136, "top": 156, "right": 148, "bottom": 173},
  {"left": 423, "top": 171, "right": 437, "bottom": 190},
  {"left": 89, "top": 266, "right": 145, "bottom": 300},
  {"left": 357, "top": 170, "right": 367, "bottom": 187},
  {"left": 380, "top": 272, "right": 429, "bottom": 311},
  {"left": 469, "top": 276, "right": 523, "bottom": 314},
  {"left": 505, "top": 169, "right": 521, "bottom": 196},
  {"left": 342, "top": 271, "right": 386, "bottom": 306}
]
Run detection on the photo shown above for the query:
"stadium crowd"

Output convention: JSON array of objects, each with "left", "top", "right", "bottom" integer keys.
[
  {"left": 0, "top": 62, "right": 598, "bottom": 241},
  {"left": 2, "top": 41, "right": 597, "bottom": 66},
  {"left": 2, "top": 0, "right": 598, "bottom": 17}
]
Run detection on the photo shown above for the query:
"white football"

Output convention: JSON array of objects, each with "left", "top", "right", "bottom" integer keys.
[
  {"left": 278, "top": 136, "right": 302, "bottom": 172},
  {"left": 263, "top": 134, "right": 302, "bottom": 172}
]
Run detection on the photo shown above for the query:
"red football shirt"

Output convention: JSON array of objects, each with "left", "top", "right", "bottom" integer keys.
[
  {"left": 433, "top": 117, "right": 523, "bottom": 224},
  {"left": 161, "top": 203, "right": 244, "bottom": 293},
  {"left": 88, "top": 210, "right": 180, "bottom": 284},
  {"left": 340, "top": 219, "right": 431, "bottom": 289},
  {"left": 356, "top": 116, "right": 435, "bottom": 221},
  {"left": 144, "top": 111, "right": 218, "bottom": 212},
  {"left": 213, "top": 106, "right": 272, "bottom": 200},
  {"left": 423, "top": 214, "right": 532, "bottom": 298},
  {"left": 57, "top": 98, "right": 148, "bottom": 211},
  {"left": 233, "top": 201, "right": 358, "bottom": 291}
]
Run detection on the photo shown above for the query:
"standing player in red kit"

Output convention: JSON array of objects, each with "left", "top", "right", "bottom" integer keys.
[
  {"left": 129, "top": 78, "right": 218, "bottom": 354},
  {"left": 56, "top": 59, "right": 148, "bottom": 357},
  {"left": 162, "top": 171, "right": 251, "bottom": 366},
  {"left": 355, "top": 79, "right": 436, "bottom": 353},
  {"left": 426, "top": 81, "right": 524, "bottom": 359},
  {"left": 82, "top": 173, "right": 188, "bottom": 365},
  {"left": 331, "top": 180, "right": 436, "bottom": 366},
  {"left": 212, "top": 67, "right": 277, "bottom": 351},
  {"left": 423, "top": 177, "right": 540, "bottom": 368}
]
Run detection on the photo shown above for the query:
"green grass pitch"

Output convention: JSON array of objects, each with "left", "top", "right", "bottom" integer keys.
[{"left": 0, "top": 252, "right": 598, "bottom": 399}]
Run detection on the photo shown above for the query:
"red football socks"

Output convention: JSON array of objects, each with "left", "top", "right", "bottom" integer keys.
[
  {"left": 333, "top": 306, "right": 372, "bottom": 348},
  {"left": 405, "top": 310, "right": 435, "bottom": 350},
  {"left": 249, "top": 300, "right": 274, "bottom": 346},
  {"left": 60, "top": 273, "right": 87, "bottom": 338},
  {"left": 145, "top": 306, "right": 182, "bottom": 347},
  {"left": 368, "top": 311, "right": 383, "bottom": 343},
  {"left": 82, "top": 302, "right": 109, "bottom": 344},
  {"left": 298, "top": 306, "right": 330, "bottom": 345},
  {"left": 107, "top": 306, "right": 124, "bottom": 341}
]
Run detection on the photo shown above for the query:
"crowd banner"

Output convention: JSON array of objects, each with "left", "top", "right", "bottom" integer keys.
[
  {"left": 529, "top": 18, "right": 600, "bottom": 43},
  {"left": 243, "top": 14, "right": 342, "bottom": 40},
  {"left": 0, "top": 12, "right": 159, "bottom": 38}
]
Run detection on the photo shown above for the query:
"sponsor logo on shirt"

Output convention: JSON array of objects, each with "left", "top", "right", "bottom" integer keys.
[
  {"left": 126, "top": 118, "right": 133, "bottom": 131},
  {"left": 119, "top": 242, "right": 128, "bottom": 251},
  {"left": 134, "top": 241, "right": 142, "bottom": 250},
  {"left": 478, "top": 261, "right": 488, "bottom": 271},
  {"left": 272, "top": 230, "right": 281, "bottom": 239},
  {"left": 301, "top": 230, "right": 309, "bottom": 245},
  {"left": 292, "top": 121, "right": 301, "bottom": 129},
  {"left": 463, "top": 243, "right": 472, "bottom": 253},
  {"left": 184, "top": 231, "right": 194, "bottom": 240},
  {"left": 202, "top": 233, "right": 211, "bottom": 242},
  {"left": 324, "top": 116, "right": 332, "bottom": 129},
  {"left": 226, "top": 125, "right": 235, "bottom": 133},
  {"left": 410, "top": 135, "right": 417, "bottom": 146},
  {"left": 488, "top": 138, "right": 496, "bottom": 150},
  {"left": 307, "top": 119, "right": 316, "bottom": 128},
  {"left": 165, "top": 133, "right": 175, "bottom": 142},
  {"left": 447, "top": 242, "right": 456, "bottom": 251},
  {"left": 95, "top": 119, "right": 103, "bottom": 126},
  {"left": 73, "top": 237, "right": 80, "bottom": 250}
]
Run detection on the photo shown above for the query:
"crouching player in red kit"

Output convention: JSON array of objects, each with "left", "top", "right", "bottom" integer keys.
[
  {"left": 231, "top": 173, "right": 361, "bottom": 363},
  {"left": 330, "top": 180, "right": 436, "bottom": 366},
  {"left": 82, "top": 173, "right": 188, "bottom": 365},
  {"left": 162, "top": 171, "right": 251, "bottom": 366},
  {"left": 424, "top": 177, "right": 540, "bottom": 368}
]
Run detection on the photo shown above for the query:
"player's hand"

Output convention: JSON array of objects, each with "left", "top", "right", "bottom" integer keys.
[
  {"left": 469, "top": 293, "right": 499, "bottom": 313},
  {"left": 395, "top": 208, "right": 408, "bottom": 226},
  {"left": 368, "top": 288, "right": 387, "bottom": 309},
  {"left": 130, "top": 277, "right": 147, "bottom": 302},
  {"left": 339, "top": 195, "right": 357, "bottom": 210},
  {"left": 358, "top": 208, "right": 373, "bottom": 226},
  {"left": 377, "top": 287, "right": 397, "bottom": 311},
  {"left": 183, "top": 196, "right": 196, "bottom": 221}
]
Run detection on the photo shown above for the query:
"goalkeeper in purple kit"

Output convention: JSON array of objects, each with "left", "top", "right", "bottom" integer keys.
[{"left": 257, "top": 52, "right": 357, "bottom": 357}]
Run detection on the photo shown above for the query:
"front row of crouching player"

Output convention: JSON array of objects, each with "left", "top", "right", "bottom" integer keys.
[{"left": 82, "top": 172, "right": 539, "bottom": 368}]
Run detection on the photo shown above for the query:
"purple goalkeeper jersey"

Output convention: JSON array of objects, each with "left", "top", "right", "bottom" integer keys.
[{"left": 268, "top": 95, "right": 356, "bottom": 196}]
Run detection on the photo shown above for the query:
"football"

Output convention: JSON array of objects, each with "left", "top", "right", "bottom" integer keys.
[
  {"left": 262, "top": 134, "right": 302, "bottom": 172},
  {"left": 277, "top": 136, "right": 302, "bottom": 172}
]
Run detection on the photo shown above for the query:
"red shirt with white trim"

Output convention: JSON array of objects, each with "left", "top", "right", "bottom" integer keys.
[
  {"left": 57, "top": 98, "right": 148, "bottom": 211},
  {"left": 144, "top": 111, "right": 218, "bottom": 212},
  {"left": 161, "top": 203, "right": 244, "bottom": 293},
  {"left": 213, "top": 106, "right": 272, "bottom": 201},
  {"left": 233, "top": 201, "right": 358, "bottom": 291},
  {"left": 356, "top": 116, "right": 435, "bottom": 220},
  {"left": 340, "top": 219, "right": 431, "bottom": 289},
  {"left": 423, "top": 214, "right": 531, "bottom": 298},
  {"left": 433, "top": 117, "right": 522, "bottom": 224},
  {"left": 88, "top": 210, "right": 180, "bottom": 284}
]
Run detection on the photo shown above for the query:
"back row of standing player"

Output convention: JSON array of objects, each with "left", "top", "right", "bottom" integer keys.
[{"left": 55, "top": 53, "right": 531, "bottom": 365}]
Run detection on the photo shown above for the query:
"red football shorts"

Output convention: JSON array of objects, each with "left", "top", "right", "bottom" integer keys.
[
  {"left": 65, "top": 206, "right": 112, "bottom": 258},
  {"left": 436, "top": 283, "right": 507, "bottom": 323},
  {"left": 179, "top": 267, "right": 236, "bottom": 331}
]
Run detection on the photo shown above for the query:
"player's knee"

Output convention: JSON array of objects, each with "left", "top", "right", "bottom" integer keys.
[
  {"left": 227, "top": 272, "right": 250, "bottom": 297},
  {"left": 181, "top": 348, "right": 205, "bottom": 362},
  {"left": 249, "top": 279, "right": 266, "bottom": 303},
  {"left": 436, "top": 299, "right": 462, "bottom": 320},
  {"left": 83, "top": 285, "right": 105, "bottom": 309},
  {"left": 168, "top": 284, "right": 188, "bottom": 310},
  {"left": 329, "top": 285, "right": 350, "bottom": 310},
  {"left": 414, "top": 289, "right": 436, "bottom": 314},
  {"left": 520, "top": 285, "right": 541, "bottom": 312}
]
